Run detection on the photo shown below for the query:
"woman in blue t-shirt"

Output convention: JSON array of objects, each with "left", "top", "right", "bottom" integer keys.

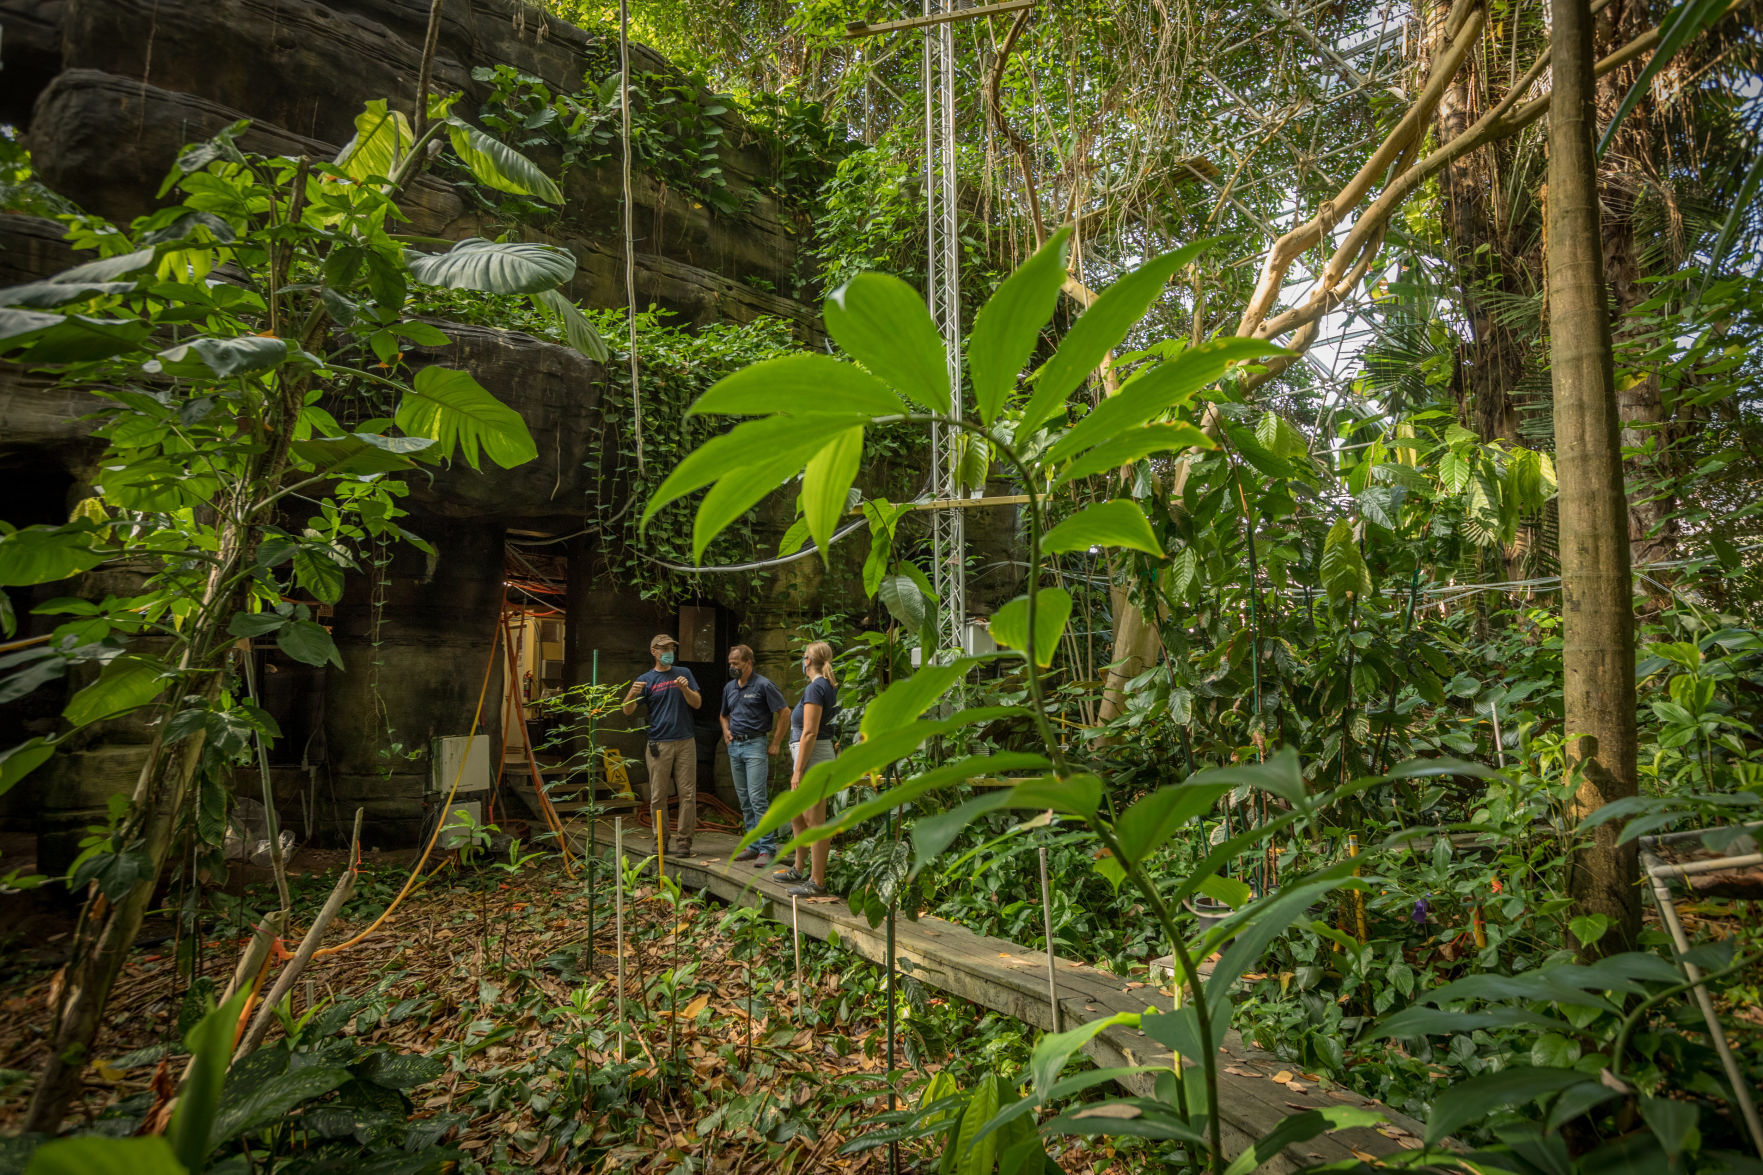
[{"left": 772, "top": 641, "right": 839, "bottom": 897}]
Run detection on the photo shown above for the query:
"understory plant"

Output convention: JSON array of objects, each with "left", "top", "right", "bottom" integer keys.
[
  {"left": 0, "top": 95, "right": 592, "bottom": 1131},
  {"left": 643, "top": 230, "right": 1763, "bottom": 1171}
]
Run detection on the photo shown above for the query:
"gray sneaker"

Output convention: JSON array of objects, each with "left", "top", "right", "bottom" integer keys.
[
  {"left": 786, "top": 880, "right": 830, "bottom": 898},
  {"left": 732, "top": 847, "right": 760, "bottom": 862},
  {"left": 771, "top": 865, "right": 807, "bottom": 884}
]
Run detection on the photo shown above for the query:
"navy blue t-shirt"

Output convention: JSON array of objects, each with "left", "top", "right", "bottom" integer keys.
[
  {"left": 722, "top": 673, "right": 787, "bottom": 739},
  {"left": 635, "top": 666, "right": 699, "bottom": 741},
  {"left": 790, "top": 676, "right": 839, "bottom": 742}
]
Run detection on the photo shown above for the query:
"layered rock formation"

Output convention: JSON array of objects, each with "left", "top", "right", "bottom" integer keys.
[{"left": 0, "top": 0, "right": 1023, "bottom": 865}]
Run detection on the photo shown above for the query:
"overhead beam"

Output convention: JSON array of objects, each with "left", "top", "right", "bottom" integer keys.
[{"left": 845, "top": 0, "right": 1035, "bottom": 39}]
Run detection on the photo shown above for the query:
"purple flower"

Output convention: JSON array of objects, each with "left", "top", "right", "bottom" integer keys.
[{"left": 1411, "top": 898, "right": 1430, "bottom": 925}]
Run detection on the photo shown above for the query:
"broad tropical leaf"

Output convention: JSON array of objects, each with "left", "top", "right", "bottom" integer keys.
[
  {"left": 989, "top": 587, "right": 1072, "bottom": 667},
  {"left": 395, "top": 366, "right": 538, "bottom": 470},
  {"left": 1017, "top": 240, "right": 1209, "bottom": 436},
  {"left": 1041, "top": 500, "right": 1162, "bottom": 556},
  {"left": 406, "top": 238, "right": 576, "bottom": 295},
  {"left": 824, "top": 273, "right": 949, "bottom": 414},
  {"left": 969, "top": 228, "right": 1071, "bottom": 425},
  {"left": 445, "top": 117, "right": 564, "bottom": 202}
]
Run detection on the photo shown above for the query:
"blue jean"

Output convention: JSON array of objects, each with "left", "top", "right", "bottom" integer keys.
[{"left": 727, "top": 736, "right": 775, "bottom": 853}]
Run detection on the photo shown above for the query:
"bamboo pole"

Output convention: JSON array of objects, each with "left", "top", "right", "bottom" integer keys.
[{"left": 236, "top": 810, "right": 363, "bottom": 1058}]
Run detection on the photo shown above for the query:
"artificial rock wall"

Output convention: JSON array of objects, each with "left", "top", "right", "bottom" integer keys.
[{"left": 0, "top": 0, "right": 1024, "bottom": 866}]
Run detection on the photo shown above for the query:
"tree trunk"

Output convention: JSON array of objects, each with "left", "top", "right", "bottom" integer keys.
[
  {"left": 1595, "top": 0, "right": 1680, "bottom": 568},
  {"left": 1429, "top": 0, "right": 1528, "bottom": 448},
  {"left": 1546, "top": 0, "right": 1642, "bottom": 957},
  {"left": 26, "top": 399, "right": 298, "bottom": 1132}
]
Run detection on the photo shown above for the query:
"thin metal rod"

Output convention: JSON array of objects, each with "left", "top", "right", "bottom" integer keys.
[
  {"left": 1639, "top": 849, "right": 1763, "bottom": 1158},
  {"left": 845, "top": 0, "right": 1034, "bottom": 38},
  {"left": 1648, "top": 853, "right": 1763, "bottom": 879},
  {"left": 1640, "top": 822, "right": 1763, "bottom": 849},
  {"left": 1037, "top": 845, "right": 1062, "bottom": 1032},
  {"left": 241, "top": 649, "right": 292, "bottom": 912},
  {"left": 791, "top": 894, "right": 803, "bottom": 1015},
  {"left": 615, "top": 816, "right": 626, "bottom": 1062}
]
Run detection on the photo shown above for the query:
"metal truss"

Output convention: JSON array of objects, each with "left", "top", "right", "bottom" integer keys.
[{"left": 924, "top": 0, "right": 967, "bottom": 662}]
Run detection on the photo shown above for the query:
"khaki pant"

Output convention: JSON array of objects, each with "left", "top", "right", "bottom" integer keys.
[{"left": 646, "top": 737, "right": 697, "bottom": 846}]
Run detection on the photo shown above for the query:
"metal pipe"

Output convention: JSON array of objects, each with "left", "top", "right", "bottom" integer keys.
[
  {"left": 1640, "top": 822, "right": 1762, "bottom": 849},
  {"left": 615, "top": 816, "right": 626, "bottom": 1062},
  {"left": 1648, "top": 853, "right": 1763, "bottom": 879},
  {"left": 1037, "top": 845, "right": 1062, "bottom": 1032},
  {"left": 1640, "top": 848, "right": 1763, "bottom": 1157}
]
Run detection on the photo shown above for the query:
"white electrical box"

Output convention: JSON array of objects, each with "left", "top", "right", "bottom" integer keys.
[
  {"left": 438, "top": 800, "right": 483, "bottom": 849},
  {"left": 431, "top": 734, "right": 491, "bottom": 795}
]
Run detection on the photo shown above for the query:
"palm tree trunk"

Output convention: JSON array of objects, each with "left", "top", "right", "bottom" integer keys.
[{"left": 1546, "top": 0, "right": 1642, "bottom": 956}]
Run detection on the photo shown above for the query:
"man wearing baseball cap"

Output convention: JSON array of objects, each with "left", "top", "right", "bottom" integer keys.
[{"left": 621, "top": 634, "right": 703, "bottom": 857}]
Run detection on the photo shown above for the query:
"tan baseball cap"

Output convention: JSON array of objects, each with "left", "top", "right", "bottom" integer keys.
[{"left": 650, "top": 633, "right": 679, "bottom": 650}]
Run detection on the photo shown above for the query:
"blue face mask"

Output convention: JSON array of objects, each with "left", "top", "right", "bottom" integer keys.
[{"left": 658, "top": 651, "right": 675, "bottom": 669}]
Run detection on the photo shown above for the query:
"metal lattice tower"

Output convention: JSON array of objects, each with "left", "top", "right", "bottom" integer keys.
[{"left": 923, "top": 1, "right": 966, "bottom": 661}]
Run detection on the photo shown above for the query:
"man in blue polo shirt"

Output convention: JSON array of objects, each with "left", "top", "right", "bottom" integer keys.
[
  {"left": 621, "top": 633, "right": 702, "bottom": 857},
  {"left": 719, "top": 644, "right": 789, "bottom": 867}
]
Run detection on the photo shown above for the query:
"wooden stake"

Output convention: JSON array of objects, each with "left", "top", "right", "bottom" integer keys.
[
  {"left": 235, "top": 810, "right": 362, "bottom": 1058},
  {"left": 1037, "top": 845, "right": 1062, "bottom": 1032}
]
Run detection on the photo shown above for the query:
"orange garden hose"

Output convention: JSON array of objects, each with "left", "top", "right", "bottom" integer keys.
[
  {"left": 499, "top": 610, "right": 576, "bottom": 876},
  {"left": 312, "top": 615, "right": 502, "bottom": 959}
]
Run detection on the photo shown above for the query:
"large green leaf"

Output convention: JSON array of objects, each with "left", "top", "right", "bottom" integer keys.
[
  {"left": 969, "top": 228, "right": 1071, "bottom": 426},
  {"left": 396, "top": 366, "right": 538, "bottom": 470},
  {"left": 692, "top": 445, "right": 816, "bottom": 562},
  {"left": 952, "top": 1074, "right": 1001, "bottom": 1175},
  {"left": 170, "top": 988, "right": 250, "bottom": 1172},
  {"left": 290, "top": 433, "right": 434, "bottom": 477},
  {"left": 1047, "top": 337, "right": 1282, "bottom": 467},
  {"left": 1222, "top": 1107, "right": 1386, "bottom": 1175},
  {"left": 988, "top": 587, "right": 1072, "bottom": 668},
  {"left": 1204, "top": 861, "right": 1358, "bottom": 1018},
  {"left": 1320, "top": 518, "right": 1372, "bottom": 602},
  {"left": 0, "top": 279, "right": 140, "bottom": 309},
  {"left": 1017, "top": 240, "right": 1208, "bottom": 436},
  {"left": 1029, "top": 1011, "right": 1139, "bottom": 1094},
  {"left": 0, "top": 310, "right": 155, "bottom": 363},
  {"left": 801, "top": 427, "right": 865, "bottom": 558},
  {"left": 1052, "top": 422, "right": 1214, "bottom": 487},
  {"left": 530, "top": 288, "right": 609, "bottom": 361},
  {"left": 745, "top": 707, "right": 1025, "bottom": 847},
  {"left": 861, "top": 658, "right": 979, "bottom": 737},
  {"left": 641, "top": 416, "right": 825, "bottom": 532},
  {"left": 209, "top": 1066, "right": 350, "bottom": 1146},
  {"left": 1040, "top": 500, "right": 1161, "bottom": 556},
  {"left": 1112, "top": 781, "right": 1235, "bottom": 869},
  {"left": 0, "top": 525, "right": 104, "bottom": 586},
  {"left": 150, "top": 335, "right": 290, "bottom": 379},
  {"left": 405, "top": 238, "right": 575, "bottom": 295},
  {"left": 277, "top": 619, "right": 343, "bottom": 669},
  {"left": 446, "top": 117, "right": 564, "bottom": 202},
  {"left": 0, "top": 737, "right": 57, "bottom": 799},
  {"left": 688, "top": 353, "right": 902, "bottom": 419},
  {"left": 58, "top": 248, "right": 157, "bottom": 284},
  {"left": 823, "top": 273, "right": 949, "bottom": 414},
  {"left": 335, "top": 100, "right": 412, "bottom": 182},
  {"left": 790, "top": 752, "right": 1049, "bottom": 849},
  {"left": 912, "top": 791, "right": 1015, "bottom": 867},
  {"left": 23, "top": 1137, "right": 186, "bottom": 1175},
  {"left": 1424, "top": 1067, "right": 1586, "bottom": 1145},
  {"left": 876, "top": 573, "right": 929, "bottom": 633},
  {"left": 1185, "top": 748, "right": 1307, "bottom": 803},
  {"left": 63, "top": 656, "right": 167, "bottom": 728}
]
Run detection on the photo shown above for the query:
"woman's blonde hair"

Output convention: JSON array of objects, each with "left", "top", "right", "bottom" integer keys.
[{"left": 803, "top": 640, "right": 837, "bottom": 686}]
